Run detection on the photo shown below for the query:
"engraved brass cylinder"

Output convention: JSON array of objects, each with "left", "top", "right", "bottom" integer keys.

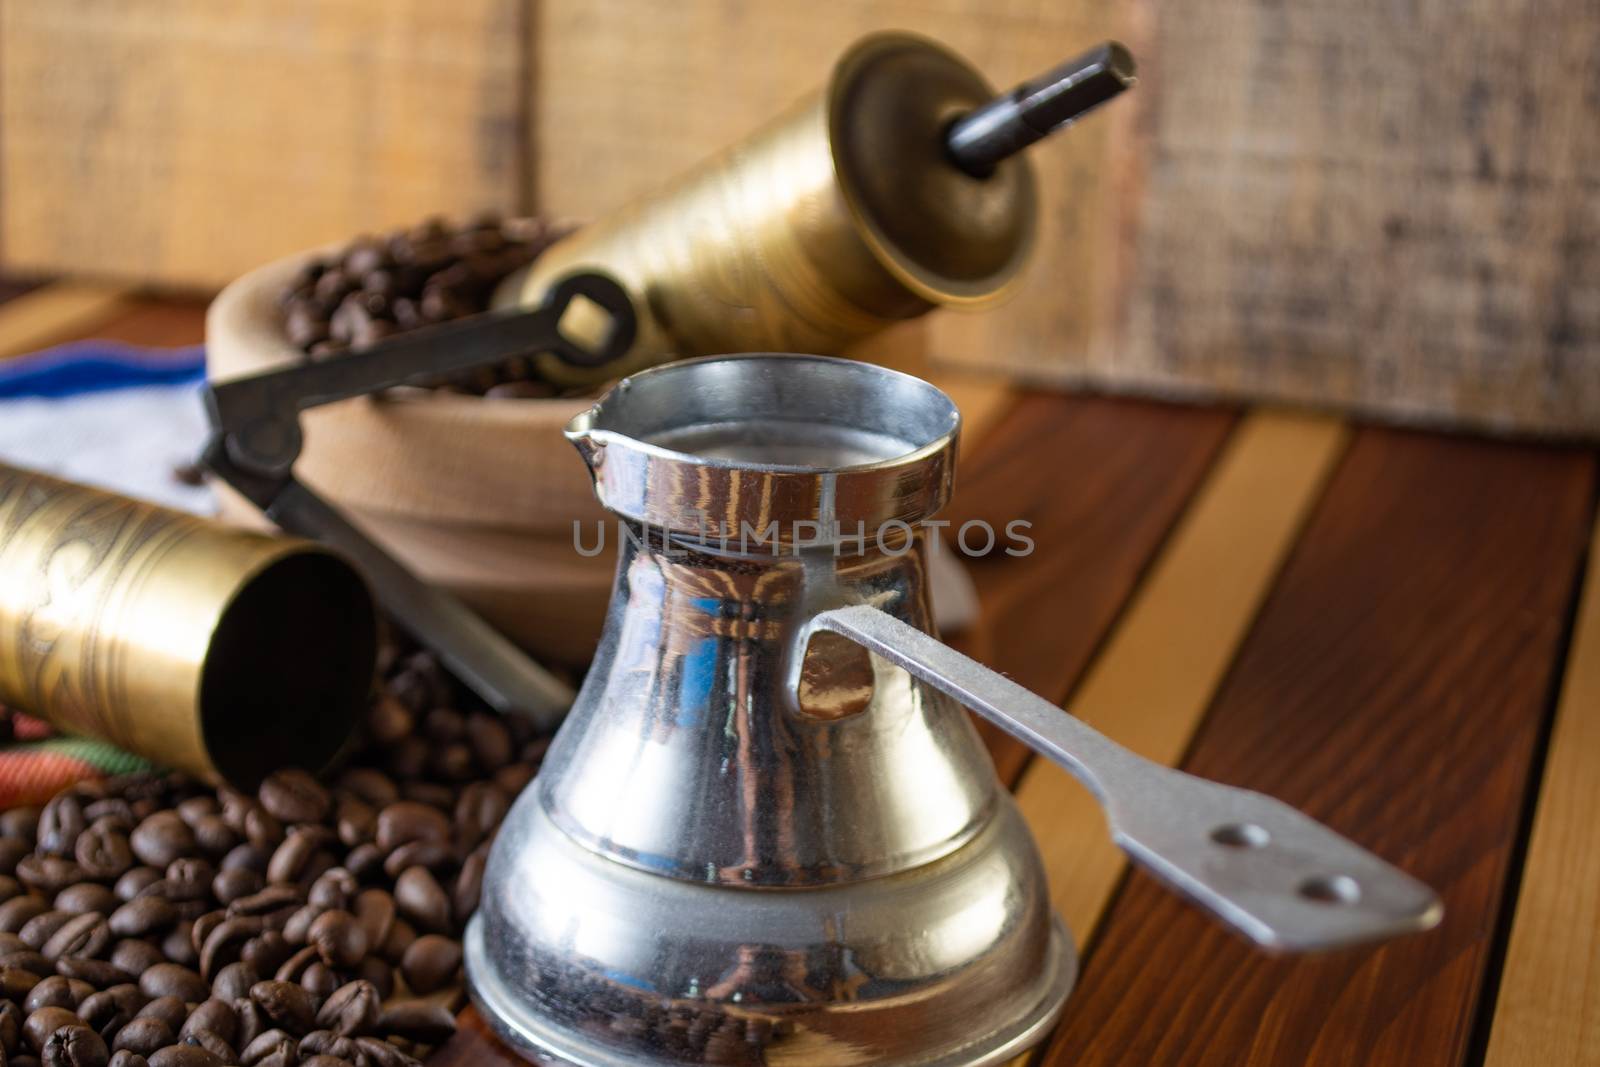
[
  {"left": 0, "top": 463, "right": 377, "bottom": 786},
  {"left": 495, "top": 31, "right": 1038, "bottom": 384}
]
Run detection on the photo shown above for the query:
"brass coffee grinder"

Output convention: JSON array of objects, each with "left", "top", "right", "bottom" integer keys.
[{"left": 494, "top": 33, "right": 1136, "bottom": 383}]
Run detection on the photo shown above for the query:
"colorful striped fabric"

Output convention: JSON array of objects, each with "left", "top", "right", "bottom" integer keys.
[{"left": 0, "top": 710, "right": 154, "bottom": 808}]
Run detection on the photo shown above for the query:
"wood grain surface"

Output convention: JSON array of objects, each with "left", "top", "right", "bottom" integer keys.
[
  {"left": 0, "top": 0, "right": 527, "bottom": 289},
  {"left": 0, "top": 282, "right": 135, "bottom": 359},
  {"left": 1482, "top": 512, "right": 1600, "bottom": 1066},
  {"left": 941, "top": 392, "right": 1235, "bottom": 786},
  {"left": 1043, "top": 428, "right": 1596, "bottom": 1066},
  {"left": 1016, "top": 410, "right": 1349, "bottom": 943}
]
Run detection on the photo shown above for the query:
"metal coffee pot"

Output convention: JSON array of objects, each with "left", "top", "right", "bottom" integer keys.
[{"left": 467, "top": 355, "right": 1442, "bottom": 1067}]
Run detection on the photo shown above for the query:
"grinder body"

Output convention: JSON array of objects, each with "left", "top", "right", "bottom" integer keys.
[{"left": 496, "top": 33, "right": 1039, "bottom": 383}]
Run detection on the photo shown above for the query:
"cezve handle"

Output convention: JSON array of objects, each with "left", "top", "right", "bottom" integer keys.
[{"left": 803, "top": 605, "right": 1443, "bottom": 952}]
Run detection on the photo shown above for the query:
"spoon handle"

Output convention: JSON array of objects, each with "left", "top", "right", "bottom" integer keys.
[{"left": 808, "top": 604, "right": 1442, "bottom": 952}]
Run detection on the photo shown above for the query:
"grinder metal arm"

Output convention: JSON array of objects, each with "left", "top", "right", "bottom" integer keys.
[{"left": 202, "top": 271, "right": 637, "bottom": 729}]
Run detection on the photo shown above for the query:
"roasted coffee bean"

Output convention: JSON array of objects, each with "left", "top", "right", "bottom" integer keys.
[
  {"left": 73, "top": 827, "right": 133, "bottom": 884},
  {"left": 397, "top": 782, "right": 453, "bottom": 811},
  {"left": 453, "top": 846, "right": 487, "bottom": 925},
  {"left": 316, "top": 980, "right": 378, "bottom": 1038},
  {"left": 383, "top": 739, "right": 428, "bottom": 781},
  {"left": 108, "top": 941, "right": 163, "bottom": 977},
  {"left": 76, "top": 987, "right": 145, "bottom": 1033},
  {"left": 177, "top": 1000, "right": 236, "bottom": 1048},
  {"left": 208, "top": 961, "right": 258, "bottom": 1004},
  {"left": 82, "top": 799, "right": 134, "bottom": 828},
  {"left": 332, "top": 797, "right": 374, "bottom": 850},
  {"left": 24, "top": 977, "right": 80, "bottom": 1012},
  {"left": 239, "top": 1028, "right": 294, "bottom": 1067},
  {"left": 363, "top": 697, "right": 413, "bottom": 749},
  {"left": 257, "top": 771, "right": 330, "bottom": 826},
  {"left": 306, "top": 869, "right": 356, "bottom": 912},
  {"left": 0, "top": 837, "right": 34, "bottom": 877},
  {"left": 42, "top": 915, "right": 110, "bottom": 962},
  {"left": 19, "top": 913, "right": 74, "bottom": 951},
  {"left": 54, "top": 885, "right": 117, "bottom": 917},
  {"left": 137, "top": 963, "right": 207, "bottom": 1005},
  {"left": 40, "top": 1022, "right": 108, "bottom": 1067},
  {"left": 377, "top": 920, "right": 414, "bottom": 967},
  {"left": 355, "top": 957, "right": 392, "bottom": 1001},
  {"left": 172, "top": 799, "right": 216, "bottom": 829},
  {"left": 272, "top": 946, "right": 316, "bottom": 985},
  {"left": 391, "top": 869, "right": 449, "bottom": 935},
  {"left": 353, "top": 1036, "right": 422, "bottom": 1067},
  {"left": 198, "top": 916, "right": 261, "bottom": 980},
  {"left": 107, "top": 898, "right": 175, "bottom": 940},
  {"left": 249, "top": 981, "right": 314, "bottom": 1035},
  {"left": 266, "top": 831, "right": 319, "bottom": 887},
  {"left": 493, "top": 762, "right": 536, "bottom": 797},
  {"left": 110, "top": 1017, "right": 171, "bottom": 1058},
  {"left": 38, "top": 798, "right": 86, "bottom": 858},
  {"left": 399, "top": 935, "right": 461, "bottom": 995},
  {"left": 374, "top": 999, "right": 455, "bottom": 1044},
  {"left": 132, "top": 998, "right": 184, "bottom": 1034},
  {"left": 232, "top": 997, "right": 264, "bottom": 1051},
  {"left": 17, "top": 859, "right": 86, "bottom": 896},
  {"left": 300, "top": 1056, "right": 352, "bottom": 1067},
  {"left": 23, "top": 1007, "right": 80, "bottom": 1051},
  {"left": 280, "top": 906, "right": 323, "bottom": 946},
  {"left": 242, "top": 808, "right": 284, "bottom": 852},
  {"left": 111, "top": 871, "right": 160, "bottom": 905},
  {"left": 299, "top": 962, "right": 339, "bottom": 1000},
  {"left": 156, "top": 925, "right": 195, "bottom": 970},
  {"left": 299, "top": 1029, "right": 358, "bottom": 1060},
  {"left": 454, "top": 782, "right": 508, "bottom": 850},
  {"left": 1, "top": 948, "right": 53, "bottom": 976},
  {"left": 463, "top": 713, "right": 512, "bottom": 771},
  {"left": 218, "top": 844, "right": 270, "bottom": 876},
  {"left": 350, "top": 891, "right": 394, "bottom": 951},
  {"left": 427, "top": 743, "right": 475, "bottom": 782},
  {"left": 1, "top": 808, "right": 39, "bottom": 843},
  {"left": 2, "top": 965, "right": 43, "bottom": 999},
  {"left": 54, "top": 958, "right": 132, "bottom": 988},
  {"left": 336, "top": 770, "right": 397, "bottom": 810},
  {"left": 342, "top": 845, "right": 384, "bottom": 882},
  {"left": 163, "top": 860, "right": 212, "bottom": 898},
  {"left": 146, "top": 1047, "right": 221, "bottom": 1067},
  {"left": 176, "top": 1029, "right": 234, "bottom": 1064},
  {"left": 0, "top": 998, "right": 23, "bottom": 1052},
  {"left": 379, "top": 841, "right": 455, "bottom": 880},
  {"left": 127, "top": 816, "right": 192, "bottom": 871},
  {"left": 107, "top": 1052, "right": 147, "bottom": 1067},
  {"left": 240, "top": 932, "right": 292, "bottom": 977},
  {"left": 0, "top": 875, "right": 24, "bottom": 905},
  {"left": 227, "top": 886, "right": 301, "bottom": 920}
]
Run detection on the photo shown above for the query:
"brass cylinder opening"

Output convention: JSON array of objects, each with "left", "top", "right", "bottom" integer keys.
[{"left": 200, "top": 552, "right": 376, "bottom": 788}]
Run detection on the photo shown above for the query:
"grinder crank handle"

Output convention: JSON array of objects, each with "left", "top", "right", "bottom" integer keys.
[{"left": 803, "top": 604, "right": 1443, "bottom": 953}]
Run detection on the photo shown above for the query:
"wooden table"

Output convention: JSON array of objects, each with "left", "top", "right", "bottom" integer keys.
[{"left": 3, "top": 283, "right": 1597, "bottom": 1067}]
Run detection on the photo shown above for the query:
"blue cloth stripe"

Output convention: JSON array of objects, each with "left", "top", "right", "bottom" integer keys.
[{"left": 0, "top": 341, "right": 206, "bottom": 399}]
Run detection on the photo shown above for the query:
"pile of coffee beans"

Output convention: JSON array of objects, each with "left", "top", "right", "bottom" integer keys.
[
  {"left": 0, "top": 649, "right": 542, "bottom": 1067},
  {"left": 277, "top": 214, "right": 574, "bottom": 396}
]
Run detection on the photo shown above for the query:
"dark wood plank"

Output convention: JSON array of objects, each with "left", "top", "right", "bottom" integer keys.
[
  {"left": 1043, "top": 427, "right": 1596, "bottom": 1066},
  {"left": 70, "top": 297, "right": 209, "bottom": 347},
  {"left": 944, "top": 392, "right": 1236, "bottom": 785}
]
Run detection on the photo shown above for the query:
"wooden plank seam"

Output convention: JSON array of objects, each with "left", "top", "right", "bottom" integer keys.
[
  {"left": 1482, "top": 506, "right": 1600, "bottom": 1067},
  {"left": 1015, "top": 409, "right": 1351, "bottom": 949}
]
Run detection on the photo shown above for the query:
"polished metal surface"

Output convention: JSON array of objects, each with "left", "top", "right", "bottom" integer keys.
[
  {"left": 204, "top": 271, "right": 636, "bottom": 726},
  {"left": 805, "top": 605, "right": 1444, "bottom": 952},
  {"left": 0, "top": 462, "right": 375, "bottom": 786},
  {"left": 470, "top": 354, "right": 1439, "bottom": 1066},
  {"left": 496, "top": 32, "right": 1081, "bottom": 384}
]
